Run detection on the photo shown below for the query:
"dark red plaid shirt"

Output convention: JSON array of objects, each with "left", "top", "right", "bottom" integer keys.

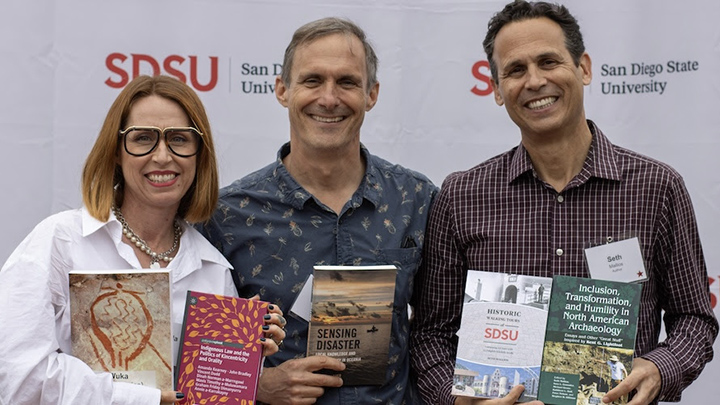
[{"left": 410, "top": 121, "right": 717, "bottom": 405}]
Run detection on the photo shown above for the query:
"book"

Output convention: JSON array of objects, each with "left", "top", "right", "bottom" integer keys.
[
  {"left": 175, "top": 291, "right": 268, "bottom": 404},
  {"left": 307, "top": 265, "right": 397, "bottom": 386},
  {"left": 69, "top": 269, "right": 173, "bottom": 389},
  {"left": 453, "top": 270, "right": 552, "bottom": 402},
  {"left": 538, "top": 276, "right": 642, "bottom": 405}
]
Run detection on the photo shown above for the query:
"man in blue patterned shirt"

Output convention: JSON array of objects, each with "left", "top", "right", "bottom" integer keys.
[{"left": 200, "top": 17, "right": 437, "bottom": 404}]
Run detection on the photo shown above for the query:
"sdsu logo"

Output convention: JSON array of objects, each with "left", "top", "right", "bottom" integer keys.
[
  {"left": 484, "top": 328, "right": 518, "bottom": 341},
  {"left": 471, "top": 60, "right": 493, "bottom": 96},
  {"left": 105, "top": 53, "right": 219, "bottom": 91}
]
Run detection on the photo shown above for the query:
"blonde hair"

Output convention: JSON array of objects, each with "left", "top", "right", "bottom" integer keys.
[{"left": 82, "top": 75, "right": 218, "bottom": 223}]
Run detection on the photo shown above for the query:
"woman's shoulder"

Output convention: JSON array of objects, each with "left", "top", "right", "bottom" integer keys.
[
  {"left": 25, "top": 208, "right": 85, "bottom": 241},
  {"left": 1, "top": 208, "right": 84, "bottom": 273}
]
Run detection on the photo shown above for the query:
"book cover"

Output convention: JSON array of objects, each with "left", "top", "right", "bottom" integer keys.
[
  {"left": 538, "top": 276, "right": 642, "bottom": 405},
  {"left": 307, "top": 265, "right": 397, "bottom": 386},
  {"left": 176, "top": 291, "right": 268, "bottom": 404},
  {"left": 453, "top": 270, "right": 552, "bottom": 402},
  {"left": 69, "top": 269, "right": 172, "bottom": 389}
]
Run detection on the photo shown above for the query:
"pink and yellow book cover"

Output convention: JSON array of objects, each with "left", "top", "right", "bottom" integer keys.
[{"left": 176, "top": 291, "right": 268, "bottom": 405}]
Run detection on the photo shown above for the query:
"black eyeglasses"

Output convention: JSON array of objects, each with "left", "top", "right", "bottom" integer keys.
[{"left": 119, "top": 126, "right": 203, "bottom": 157}]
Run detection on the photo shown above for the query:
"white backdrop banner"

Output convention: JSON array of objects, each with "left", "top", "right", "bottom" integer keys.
[{"left": 0, "top": 0, "right": 717, "bottom": 401}]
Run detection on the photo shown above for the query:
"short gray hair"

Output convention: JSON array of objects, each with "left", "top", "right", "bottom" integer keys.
[{"left": 280, "top": 17, "right": 379, "bottom": 92}]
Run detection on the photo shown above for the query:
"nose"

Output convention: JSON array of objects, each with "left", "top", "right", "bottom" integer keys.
[
  {"left": 151, "top": 137, "right": 173, "bottom": 163},
  {"left": 525, "top": 65, "right": 547, "bottom": 90},
  {"left": 317, "top": 82, "right": 340, "bottom": 109}
]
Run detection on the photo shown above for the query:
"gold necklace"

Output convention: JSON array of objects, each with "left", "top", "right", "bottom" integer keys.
[{"left": 112, "top": 205, "right": 182, "bottom": 269}]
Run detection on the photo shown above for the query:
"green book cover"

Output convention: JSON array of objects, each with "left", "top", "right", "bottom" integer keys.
[{"left": 538, "top": 276, "right": 642, "bottom": 405}]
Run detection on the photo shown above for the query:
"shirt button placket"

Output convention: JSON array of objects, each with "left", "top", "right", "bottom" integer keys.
[{"left": 555, "top": 194, "right": 565, "bottom": 257}]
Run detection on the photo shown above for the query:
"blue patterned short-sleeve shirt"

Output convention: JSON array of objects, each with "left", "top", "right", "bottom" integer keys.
[{"left": 200, "top": 143, "right": 437, "bottom": 404}]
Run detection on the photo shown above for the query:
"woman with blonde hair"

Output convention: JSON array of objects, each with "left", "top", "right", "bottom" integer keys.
[{"left": 0, "top": 75, "right": 285, "bottom": 404}]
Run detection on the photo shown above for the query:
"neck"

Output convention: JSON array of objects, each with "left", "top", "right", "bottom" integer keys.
[
  {"left": 521, "top": 122, "right": 593, "bottom": 192},
  {"left": 283, "top": 145, "right": 366, "bottom": 214},
  {"left": 114, "top": 201, "right": 181, "bottom": 268}
]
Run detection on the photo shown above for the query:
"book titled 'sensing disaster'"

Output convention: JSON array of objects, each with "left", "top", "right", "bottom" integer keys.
[{"left": 306, "top": 265, "right": 397, "bottom": 386}]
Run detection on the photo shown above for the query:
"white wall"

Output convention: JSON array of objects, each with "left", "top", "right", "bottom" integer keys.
[{"left": 0, "top": 1, "right": 717, "bottom": 401}]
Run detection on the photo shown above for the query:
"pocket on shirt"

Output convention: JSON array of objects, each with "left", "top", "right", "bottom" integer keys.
[
  {"left": 377, "top": 246, "right": 422, "bottom": 269},
  {"left": 375, "top": 246, "right": 422, "bottom": 300}
]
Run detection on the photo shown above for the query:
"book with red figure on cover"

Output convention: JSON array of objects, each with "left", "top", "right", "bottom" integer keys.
[
  {"left": 176, "top": 291, "right": 268, "bottom": 404},
  {"left": 69, "top": 269, "right": 173, "bottom": 389}
]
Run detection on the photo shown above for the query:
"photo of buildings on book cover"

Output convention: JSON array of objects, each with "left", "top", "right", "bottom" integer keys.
[
  {"left": 307, "top": 265, "right": 397, "bottom": 386},
  {"left": 69, "top": 269, "right": 172, "bottom": 389},
  {"left": 453, "top": 270, "right": 552, "bottom": 402}
]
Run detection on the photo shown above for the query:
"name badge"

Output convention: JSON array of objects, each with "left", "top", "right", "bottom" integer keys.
[{"left": 584, "top": 237, "right": 647, "bottom": 283}]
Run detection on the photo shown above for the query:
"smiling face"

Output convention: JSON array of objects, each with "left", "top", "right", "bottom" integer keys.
[
  {"left": 275, "top": 33, "right": 379, "bottom": 155},
  {"left": 491, "top": 17, "right": 592, "bottom": 140},
  {"left": 118, "top": 95, "right": 197, "bottom": 213}
]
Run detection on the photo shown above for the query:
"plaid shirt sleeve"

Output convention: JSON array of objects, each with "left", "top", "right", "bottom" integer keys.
[
  {"left": 410, "top": 174, "right": 467, "bottom": 405},
  {"left": 637, "top": 174, "right": 718, "bottom": 401}
]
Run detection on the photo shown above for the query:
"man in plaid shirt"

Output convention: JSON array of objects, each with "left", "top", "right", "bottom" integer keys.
[{"left": 410, "top": 2, "right": 718, "bottom": 405}]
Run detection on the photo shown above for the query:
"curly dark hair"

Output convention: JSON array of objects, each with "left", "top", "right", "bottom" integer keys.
[{"left": 483, "top": 1, "right": 585, "bottom": 82}]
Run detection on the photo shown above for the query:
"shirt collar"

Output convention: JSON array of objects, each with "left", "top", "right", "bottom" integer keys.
[
  {"left": 81, "top": 206, "right": 231, "bottom": 280},
  {"left": 507, "top": 120, "right": 622, "bottom": 184},
  {"left": 585, "top": 120, "right": 622, "bottom": 182},
  {"left": 273, "top": 142, "right": 381, "bottom": 210},
  {"left": 81, "top": 206, "right": 120, "bottom": 238},
  {"left": 171, "top": 223, "right": 233, "bottom": 282}
]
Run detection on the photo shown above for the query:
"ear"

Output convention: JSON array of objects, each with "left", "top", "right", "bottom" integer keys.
[
  {"left": 492, "top": 79, "right": 504, "bottom": 106},
  {"left": 275, "top": 75, "right": 288, "bottom": 107},
  {"left": 579, "top": 52, "right": 592, "bottom": 85},
  {"left": 365, "top": 81, "right": 380, "bottom": 111}
]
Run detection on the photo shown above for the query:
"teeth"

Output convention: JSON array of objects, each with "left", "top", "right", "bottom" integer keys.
[
  {"left": 147, "top": 173, "right": 176, "bottom": 183},
  {"left": 312, "top": 115, "right": 344, "bottom": 123},
  {"left": 527, "top": 97, "right": 557, "bottom": 109}
]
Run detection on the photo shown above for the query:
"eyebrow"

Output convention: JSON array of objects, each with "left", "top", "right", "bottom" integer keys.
[
  {"left": 337, "top": 73, "right": 363, "bottom": 84},
  {"left": 535, "top": 51, "right": 564, "bottom": 61},
  {"left": 501, "top": 50, "right": 564, "bottom": 72},
  {"left": 296, "top": 71, "right": 363, "bottom": 84}
]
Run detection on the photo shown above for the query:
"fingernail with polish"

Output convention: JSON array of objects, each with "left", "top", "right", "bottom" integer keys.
[
  {"left": 264, "top": 314, "right": 271, "bottom": 320},
  {"left": 269, "top": 304, "right": 275, "bottom": 310},
  {"left": 262, "top": 325, "right": 270, "bottom": 331},
  {"left": 176, "top": 392, "right": 185, "bottom": 399}
]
